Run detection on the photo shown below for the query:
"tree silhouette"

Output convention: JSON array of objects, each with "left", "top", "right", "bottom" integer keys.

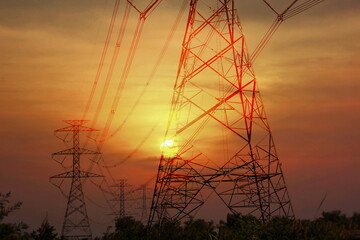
[
  {"left": 30, "top": 216, "right": 58, "bottom": 240},
  {"left": 2, "top": 192, "right": 360, "bottom": 240},
  {"left": 0, "top": 192, "right": 28, "bottom": 240},
  {"left": 182, "top": 217, "right": 216, "bottom": 240},
  {"left": 0, "top": 192, "right": 22, "bottom": 222},
  {"left": 218, "top": 214, "right": 260, "bottom": 240}
]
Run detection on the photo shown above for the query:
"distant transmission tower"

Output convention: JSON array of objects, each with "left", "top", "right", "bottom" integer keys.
[
  {"left": 140, "top": 184, "right": 149, "bottom": 222},
  {"left": 111, "top": 179, "right": 127, "bottom": 219},
  {"left": 50, "top": 120, "right": 102, "bottom": 240},
  {"left": 149, "top": 0, "right": 295, "bottom": 227}
]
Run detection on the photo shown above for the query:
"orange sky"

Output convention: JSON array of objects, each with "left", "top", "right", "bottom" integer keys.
[{"left": 0, "top": 0, "right": 359, "bottom": 236}]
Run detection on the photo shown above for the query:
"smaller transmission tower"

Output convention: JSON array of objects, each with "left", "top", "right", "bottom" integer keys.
[
  {"left": 111, "top": 179, "right": 128, "bottom": 219},
  {"left": 50, "top": 120, "right": 102, "bottom": 240},
  {"left": 139, "top": 184, "right": 149, "bottom": 222}
]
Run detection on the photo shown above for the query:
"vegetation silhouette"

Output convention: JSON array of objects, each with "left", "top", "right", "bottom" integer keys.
[{"left": 2, "top": 192, "right": 360, "bottom": 240}]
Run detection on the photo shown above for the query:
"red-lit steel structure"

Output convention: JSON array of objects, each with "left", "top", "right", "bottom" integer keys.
[{"left": 149, "top": 0, "right": 296, "bottom": 228}]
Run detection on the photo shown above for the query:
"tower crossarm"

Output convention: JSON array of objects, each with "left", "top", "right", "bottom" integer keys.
[
  {"left": 50, "top": 171, "right": 103, "bottom": 179},
  {"left": 55, "top": 125, "right": 99, "bottom": 132},
  {"left": 52, "top": 148, "right": 101, "bottom": 155}
]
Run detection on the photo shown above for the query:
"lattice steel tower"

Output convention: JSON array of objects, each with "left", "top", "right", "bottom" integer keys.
[
  {"left": 110, "top": 179, "right": 127, "bottom": 219},
  {"left": 140, "top": 184, "right": 149, "bottom": 223},
  {"left": 149, "top": 0, "right": 294, "bottom": 227},
  {"left": 51, "top": 120, "right": 102, "bottom": 240}
]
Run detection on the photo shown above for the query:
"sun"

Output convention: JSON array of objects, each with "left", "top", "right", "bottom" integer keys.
[{"left": 160, "top": 139, "right": 178, "bottom": 157}]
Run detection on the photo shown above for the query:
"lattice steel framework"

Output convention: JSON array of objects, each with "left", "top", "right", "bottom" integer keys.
[
  {"left": 110, "top": 179, "right": 127, "bottom": 218},
  {"left": 149, "top": 0, "right": 294, "bottom": 227},
  {"left": 140, "top": 184, "right": 149, "bottom": 222},
  {"left": 51, "top": 120, "right": 102, "bottom": 240}
]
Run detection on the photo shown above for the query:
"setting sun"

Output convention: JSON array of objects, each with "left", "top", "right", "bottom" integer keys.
[{"left": 160, "top": 139, "right": 178, "bottom": 157}]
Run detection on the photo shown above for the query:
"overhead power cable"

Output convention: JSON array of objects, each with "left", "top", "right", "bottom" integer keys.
[
  {"left": 100, "top": 0, "right": 188, "bottom": 142},
  {"left": 82, "top": 0, "right": 121, "bottom": 120},
  {"left": 283, "top": 0, "right": 325, "bottom": 20},
  {"left": 89, "top": 0, "right": 133, "bottom": 134},
  {"left": 251, "top": 0, "right": 325, "bottom": 63},
  {"left": 88, "top": 0, "right": 162, "bottom": 147}
]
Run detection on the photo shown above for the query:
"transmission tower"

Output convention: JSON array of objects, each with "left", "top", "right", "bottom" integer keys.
[
  {"left": 50, "top": 120, "right": 102, "bottom": 240},
  {"left": 110, "top": 179, "right": 128, "bottom": 219},
  {"left": 149, "top": 0, "right": 295, "bottom": 228},
  {"left": 140, "top": 184, "right": 149, "bottom": 223}
]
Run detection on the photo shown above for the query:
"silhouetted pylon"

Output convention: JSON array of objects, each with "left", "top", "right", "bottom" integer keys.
[
  {"left": 110, "top": 179, "right": 128, "bottom": 219},
  {"left": 50, "top": 120, "right": 102, "bottom": 240},
  {"left": 149, "top": 0, "right": 294, "bottom": 228}
]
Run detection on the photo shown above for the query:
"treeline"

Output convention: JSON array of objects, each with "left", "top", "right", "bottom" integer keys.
[
  {"left": 2, "top": 192, "right": 360, "bottom": 240},
  {"left": 104, "top": 213, "right": 360, "bottom": 240},
  {"left": 0, "top": 192, "right": 56, "bottom": 240}
]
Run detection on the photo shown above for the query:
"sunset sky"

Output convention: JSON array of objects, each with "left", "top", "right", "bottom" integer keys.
[{"left": 0, "top": 0, "right": 359, "bottom": 236}]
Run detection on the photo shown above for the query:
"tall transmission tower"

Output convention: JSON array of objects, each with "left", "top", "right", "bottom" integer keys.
[
  {"left": 50, "top": 120, "right": 102, "bottom": 240},
  {"left": 149, "top": 0, "right": 294, "bottom": 228}
]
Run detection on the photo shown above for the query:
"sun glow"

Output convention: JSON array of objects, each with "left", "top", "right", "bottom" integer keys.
[{"left": 160, "top": 139, "right": 178, "bottom": 157}]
